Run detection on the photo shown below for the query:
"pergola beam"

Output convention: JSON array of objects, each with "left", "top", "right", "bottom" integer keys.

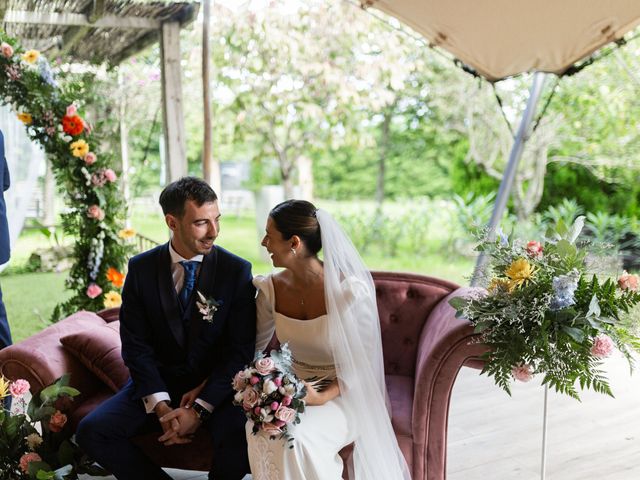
[
  {"left": 59, "top": 0, "right": 107, "bottom": 57},
  {"left": 4, "top": 10, "right": 160, "bottom": 29}
]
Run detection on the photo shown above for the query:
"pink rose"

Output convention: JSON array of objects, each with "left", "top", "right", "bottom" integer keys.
[
  {"left": 261, "top": 422, "right": 282, "bottom": 435},
  {"left": 274, "top": 405, "right": 297, "bottom": 424},
  {"left": 86, "top": 283, "right": 103, "bottom": 299},
  {"left": 274, "top": 419, "right": 286, "bottom": 428},
  {"left": 281, "top": 395, "right": 292, "bottom": 406},
  {"left": 87, "top": 204, "right": 105, "bottom": 221},
  {"left": 104, "top": 168, "right": 117, "bottom": 182},
  {"left": 232, "top": 371, "right": 247, "bottom": 391},
  {"left": 618, "top": 271, "right": 639, "bottom": 292},
  {"left": 49, "top": 410, "right": 67, "bottom": 432},
  {"left": 242, "top": 388, "right": 259, "bottom": 409},
  {"left": 19, "top": 452, "right": 42, "bottom": 474},
  {"left": 9, "top": 379, "right": 30, "bottom": 397},
  {"left": 66, "top": 104, "right": 77, "bottom": 116},
  {"left": 84, "top": 152, "right": 97, "bottom": 165},
  {"left": 1, "top": 42, "right": 13, "bottom": 59},
  {"left": 255, "top": 357, "right": 276, "bottom": 375},
  {"left": 526, "top": 240, "right": 544, "bottom": 259},
  {"left": 511, "top": 363, "right": 533, "bottom": 382},
  {"left": 591, "top": 335, "right": 614, "bottom": 358},
  {"left": 249, "top": 375, "right": 260, "bottom": 385}
]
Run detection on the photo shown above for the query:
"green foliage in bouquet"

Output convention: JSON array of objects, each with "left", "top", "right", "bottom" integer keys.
[
  {"left": 0, "top": 32, "right": 132, "bottom": 320},
  {"left": 0, "top": 374, "right": 107, "bottom": 479},
  {"left": 450, "top": 217, "right": 640, "bottom": 399}
]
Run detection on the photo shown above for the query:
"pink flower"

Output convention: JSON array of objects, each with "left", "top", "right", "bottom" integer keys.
[
  {"left": 84, "top": 152, "right": 97, "bottom": 165},
  {"left": 281, "top": 395, "right": 292, "bottom": 406},
  {"left": 91, "top": 172, "right": 107, "bottom": 187},
  {"left": 253, "top": 406, "right": 261, "bottom": 415},
  {"left": 270, "top": 401, "right": 279, "bottom": 411},
  {"left": 249, "top": 375, "right": 260, "bottom": 385},
  {"left": 49, "top": 410, "right": 67, "bottom": 432},
  {"left": 19, "top": 452, "right": 42, "bottom": 474},
  {"left": 618, "top": 271, "right": 639, "bottom": 292},
  {"left": 45, "top": 126, "right": 56, "bottom": 136},
  {"left": 255, "top": 357, "right": 276, "bottom": 375},
  {"left": 511, "top": 363, "right": 534, "bottom": 382},
  {"left": 1, "top": 42, "right": 13, "bottom": 58},
  {"left": 591, "top": 335, "right": 614, "bottom": 358},
  {"left": 526, "top": 241, "right": 544, "bottom": 259},
  {"left": 232, "top": 371, "right": 247, "bottom": 391},
  {"left": 261, "top": 422, "right": 282, "bottom": 435},
  {"left": 66, "top": 104, "right": 77, "bottom": 116},
  {"left": 87, "top": 205, "right": 105, "bottom": 221},
  {"left": 9, "top": 379, "right": 30, "bottom": 397},
  {"left": 242, "top": 388, "right": 259, "bottom": 409},
  {"left": 104, "top": 168, "right": 117, "bottom": 182},
  {"left": 86, "top": 283, "right": 103, "bottom": 299},
  {"left": 274, "top": 405, "right": 297, "bottom": 423},
  {"left": 5, "top": 64, "right": 21, "bottom": 81},
  {"left": 273, "top": 376, "right": 282, "bottom": 387},
  {"left": 274, "top": 419, "right": 286, "bottom": 428}
]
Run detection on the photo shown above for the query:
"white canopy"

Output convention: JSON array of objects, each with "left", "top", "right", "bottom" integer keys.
[{"left": 365, "top": 0, "right": 640, "bottom": 81}]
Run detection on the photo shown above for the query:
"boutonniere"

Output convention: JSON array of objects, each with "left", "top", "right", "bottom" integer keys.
[{"left": 196, "top": 291, "right": 223, "bottom": 323}]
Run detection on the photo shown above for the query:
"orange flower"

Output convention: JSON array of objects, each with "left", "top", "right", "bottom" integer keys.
[
  {"left": 62, "top": 114, "right": 84, "bottom": 136},
  {"left": 106, "top": 267, "right": 125, "bottom": 288}
]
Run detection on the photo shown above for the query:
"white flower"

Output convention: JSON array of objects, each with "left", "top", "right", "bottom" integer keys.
[
  {"left": 234, "top": 391, "right": 244, "bottom": 403},
  {"left": 263, "top": 380, "right": 277, "bottom": 395}
]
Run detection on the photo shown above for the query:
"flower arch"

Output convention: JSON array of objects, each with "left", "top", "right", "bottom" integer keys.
[{"left": 0, "top": 32, "right": 132, "bottom": 319}]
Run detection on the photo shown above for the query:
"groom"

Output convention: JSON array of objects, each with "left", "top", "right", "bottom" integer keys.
[{"left": 77, "top": 177, "right": 256, "bottom": 480}]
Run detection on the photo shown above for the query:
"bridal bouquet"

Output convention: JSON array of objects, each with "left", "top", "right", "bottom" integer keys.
[
  {"left": 232, "top": 344, "right": 306, "bottom": 442},
  {"left": 450, "top": 217, "right": 640, "bottom": 399},
  {"left": 0, "top": 374, "right": 107, "bottom": 479}
]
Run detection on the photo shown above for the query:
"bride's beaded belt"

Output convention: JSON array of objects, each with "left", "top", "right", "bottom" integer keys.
[{"left": 292, "top": 358, "right": 335, "bottom": 372}]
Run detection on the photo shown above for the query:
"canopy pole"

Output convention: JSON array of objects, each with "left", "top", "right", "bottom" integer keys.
[{"left": 471, "top": 72, "right": 547, "bottom": 286}]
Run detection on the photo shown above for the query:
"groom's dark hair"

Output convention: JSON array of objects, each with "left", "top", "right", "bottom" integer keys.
[{"left": 159, "top": 176, "right": 217, "bottom": 218}]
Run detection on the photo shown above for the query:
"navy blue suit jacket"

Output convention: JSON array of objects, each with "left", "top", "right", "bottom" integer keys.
[
  {"left": 119, "top": 242, "right": 256, "bottom": 407},
  {"left": 0, "top": 130, "right": 10, "bottom": 265}
]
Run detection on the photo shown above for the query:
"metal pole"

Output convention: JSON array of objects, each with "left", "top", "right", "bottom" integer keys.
[
  {"left": 471, "top": 72, "right": 547, "bottom": 286},
  {"left": 541, "top": 385, "right": 549, "bottom": 480}
]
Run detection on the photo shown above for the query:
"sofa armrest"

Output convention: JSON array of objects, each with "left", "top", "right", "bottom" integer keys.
[
  {"left": 0, "top": 312, "right": 108, "bottom": 397},
  {"left": 411, "top": 287, "right": 488, "bottom": 480}
]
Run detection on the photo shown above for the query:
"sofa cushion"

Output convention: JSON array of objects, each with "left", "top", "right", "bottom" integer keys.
[{"left": 60, "top": 321, "right": 129, "bottom": 393}]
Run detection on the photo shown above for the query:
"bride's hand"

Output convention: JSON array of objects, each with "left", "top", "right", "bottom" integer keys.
[
  {"left": 180, "top": 379, "right": 207, "bottom": 408},
  {"left": 302, "top": 381, "right": 326, "bottom": 406}
]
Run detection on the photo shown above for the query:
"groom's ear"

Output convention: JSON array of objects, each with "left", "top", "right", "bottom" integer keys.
[{"left": 165, "top": 214, "right": 177, "bottom": 231}]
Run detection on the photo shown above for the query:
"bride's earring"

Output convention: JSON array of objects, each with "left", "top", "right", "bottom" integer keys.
[{"left": 291, "top": 248, "right": 297, "bottom": 256}]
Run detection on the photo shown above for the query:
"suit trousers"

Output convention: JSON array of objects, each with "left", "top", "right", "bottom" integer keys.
[{"left": 76, "top": 381, "right": 250, "bottom": 480}]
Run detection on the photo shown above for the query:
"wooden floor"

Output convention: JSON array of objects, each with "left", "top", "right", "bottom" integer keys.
[
  {"left": 448, "top": 353, "right": 640, "bottom": 479},
  {"left": 81, "top": 353, "right": 640, "bottom": 479}
]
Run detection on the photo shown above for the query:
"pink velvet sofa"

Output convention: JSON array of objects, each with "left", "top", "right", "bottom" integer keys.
[{"left": 0, "top": 271, "right": 486, "bottom": 480}]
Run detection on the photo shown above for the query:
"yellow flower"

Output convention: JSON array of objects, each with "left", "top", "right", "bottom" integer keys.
[
  {"left": 70, "top": 139, "right": 89, "bottom": 158},
  {"left": 118, "top": 228, "right": 136, "bottom": 239},
  {"left": 17, "top": 112, "right": 32, "bottom": 125},
  {"left": 0, "top": 375, "right": 9, "bottom": 400},
  {"left": 21, "top": 49, "right": 40, "bottom": 64},
  {"left": 488, "top": 278, "right": 513, "bottom": 294},
  {"left": 103, "top": 291, "right": 122, "bottom": 309},
  {"left": 505, "top": 258, "right": 536, "bottom": 289}
]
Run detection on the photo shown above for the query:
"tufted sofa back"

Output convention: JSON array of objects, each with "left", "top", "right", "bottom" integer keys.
[{"left": 372, "top": 271, "right": 460, "bottom": 377}]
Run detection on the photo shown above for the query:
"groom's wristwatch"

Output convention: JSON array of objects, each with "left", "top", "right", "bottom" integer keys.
[{"left": 191, "top": 401, "right": 211, "bottom": 422}]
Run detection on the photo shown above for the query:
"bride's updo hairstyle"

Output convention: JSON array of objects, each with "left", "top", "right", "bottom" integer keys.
[{"left": 269, "top": 200, "right": 321, "bottom": 256}]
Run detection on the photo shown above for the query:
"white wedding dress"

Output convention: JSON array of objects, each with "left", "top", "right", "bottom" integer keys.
[{"left": 247, "top": 274, "right": 354, "bottom": 480}]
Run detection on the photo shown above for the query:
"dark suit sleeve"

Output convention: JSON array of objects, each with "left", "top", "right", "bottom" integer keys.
[
  {"left": 1, "top": 131, "right": 8, "bottom": 192},
  {"left": 199, "top": 261, "right": 256, "bottom": 407},
  {"left": 119, "top": 258, "right": 168, "bottom": 399}
]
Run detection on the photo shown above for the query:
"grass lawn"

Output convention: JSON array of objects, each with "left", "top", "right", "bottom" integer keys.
[{"left": 1, "top": 206, "right": 474, "bottom": 342}]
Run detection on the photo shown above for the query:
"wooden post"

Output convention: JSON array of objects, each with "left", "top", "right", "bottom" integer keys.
[
  {"left": 202, "top": 0, "right": 221, "bottom": 194},
  {"left": 118, "top": 69, "right": 132, "bottom": 228},
  {"left": 160, "top": 21, "right": 187, "bottom": 182}
]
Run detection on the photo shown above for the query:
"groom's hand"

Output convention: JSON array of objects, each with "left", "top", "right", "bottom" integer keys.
[
  {"left": 155, "top": 401, "right": 191, "bottom": 445},
  {"left": 158, "top": 407, "right": 201, "bottom": 445}
]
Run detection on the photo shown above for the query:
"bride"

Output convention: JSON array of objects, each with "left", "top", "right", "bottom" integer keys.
[{"left": 249, "top": 200, "right": 410, "bottom": 480}]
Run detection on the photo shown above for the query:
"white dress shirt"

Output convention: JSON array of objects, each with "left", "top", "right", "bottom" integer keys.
[{"left": 142, "top": 241, "right": 213, "bottom": 413}]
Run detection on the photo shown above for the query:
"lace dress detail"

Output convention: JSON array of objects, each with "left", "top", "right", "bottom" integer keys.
[{"left": 248, "top": 434, "right": 281, "bottom": 480}]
